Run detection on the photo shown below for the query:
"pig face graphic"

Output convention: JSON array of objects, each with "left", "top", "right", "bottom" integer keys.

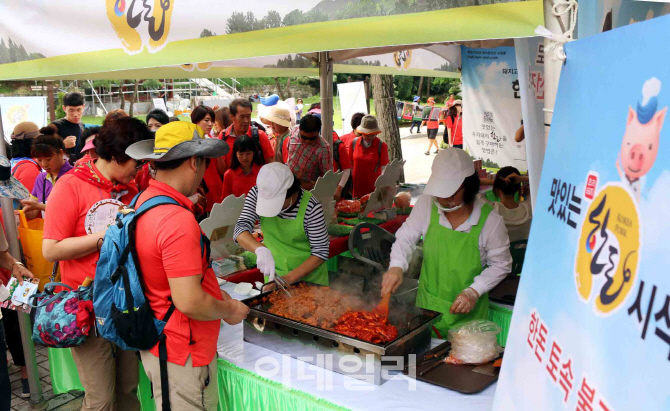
[{"left": 620, "top": 106, "right": 666, "bottom": 181}]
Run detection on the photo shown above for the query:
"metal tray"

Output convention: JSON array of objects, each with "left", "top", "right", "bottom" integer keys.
[{"left": 242, "top": 282, "right": 440, "bottom": 385}]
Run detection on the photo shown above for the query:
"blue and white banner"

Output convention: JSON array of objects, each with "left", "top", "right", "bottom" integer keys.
[
  {"left": 0, "top": 96, "right": 47, "bottom": 143},
  {"left": 461, "top": 46, "right": 526, "bottom": 171},
  {"left": 493, "top": 15, "right": 670, "bottom": 411}
]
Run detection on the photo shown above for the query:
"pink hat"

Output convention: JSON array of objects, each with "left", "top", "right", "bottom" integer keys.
[{"left": 82, "top": 138, "right": 96, "bottom": 152}]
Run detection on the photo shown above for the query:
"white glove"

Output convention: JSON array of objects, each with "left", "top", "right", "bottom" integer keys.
[
  {"left": 255, "top": 247, "right": 276, "bottom": 281},
  {"left": 449, "top": 287, "right": 480, "bottom": 314}
]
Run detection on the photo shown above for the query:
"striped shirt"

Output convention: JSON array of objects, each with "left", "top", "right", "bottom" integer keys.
[{"left": 233, "top": 187, "right": 330, "bottom": 261}]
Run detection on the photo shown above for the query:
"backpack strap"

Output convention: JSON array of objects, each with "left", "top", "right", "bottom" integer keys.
[
  {"left": 251, "top": 125, "right": 264, "bottom": 161},
  {"left": 333, "top": 139, "right": 342, "bottom": 170},
  {"left": 375, "top": 139, "right": 382, "bottom": 173},
  {"left": 11, "top": 159, "right": 40, "bottom": 176},
  {"left": 351, "top": 138, "right": 382, "bottom": 172}
]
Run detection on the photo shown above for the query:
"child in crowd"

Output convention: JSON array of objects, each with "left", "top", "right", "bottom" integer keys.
[{"left": 221, "top": 135, "right": 264, "bottom": 200}]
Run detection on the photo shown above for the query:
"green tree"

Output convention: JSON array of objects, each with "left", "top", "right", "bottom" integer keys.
[
  {"left": 282, "top": 9, "right": 304, "bottom": 26},
  {"left": 200, "top": 29, "right": 216, "bottom": 37},
  {"left": 226, "top": 11, "right": 261, "bottom": 34},
  {"left": 260, "top": 10, "right": 282, "bottom": 29}
]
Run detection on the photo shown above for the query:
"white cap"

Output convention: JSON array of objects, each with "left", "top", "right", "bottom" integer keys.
[
  {"left": 256, "top": 163, "right": 295, "bottom": 217},
  {"left": 423, "top": 148, "right": 475, "bottom": 198}
]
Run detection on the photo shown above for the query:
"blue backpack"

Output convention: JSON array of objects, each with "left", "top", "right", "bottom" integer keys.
[{"left": 93, "top": 193, "right": 209, "bottom": 411}]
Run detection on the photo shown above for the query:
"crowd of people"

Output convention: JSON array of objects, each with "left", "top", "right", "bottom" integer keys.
[
  {"left": 0, "top": 90, "right": 532, "bottom": 410},
  {"left": 0, "top": 92, "right": 396, "bottom": 410}
]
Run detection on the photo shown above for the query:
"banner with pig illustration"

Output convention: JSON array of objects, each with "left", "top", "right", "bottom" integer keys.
[{"left": 493, "top": 16, "right": 670, "bottom": 411}]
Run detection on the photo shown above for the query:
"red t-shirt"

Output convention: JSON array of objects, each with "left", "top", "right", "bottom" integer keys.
[
  {"left": 13, "top": 160, "right": 41, "bottom": 193},
  {"left": 350, "top": 137, "right": 390, "bottom": 199},
  {"left": 135, "top": 163, "right": 152, "bottom": 191},
  {"left": 221, "top": 164, "right": 260, "bottom": 200},
  {"left": 42, "top": 167, "right": 136, "bottom": 289},
  {"left": 202, "top": 160, "right": 223, "bottom": 212},
  {"left": 134, "top": 180, "right": 222, "bottom": 367},
  {"left": 334, "top": 138, "right": 351, "bottom": 172},
  {"left": 279, "top": 136, "right": 290, "bottom": 163},
  {"left": 446, "top": 115, "right": 463, "bottom": 145},
  {"left": 340, "top": 131, "right": 356, "bottom": 154},
  {"left": 221, "top": 126, "right": 274, "bottom": 166}
]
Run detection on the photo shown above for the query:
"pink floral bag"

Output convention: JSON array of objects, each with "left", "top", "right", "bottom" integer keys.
[{"left": 29, "top": 281, "right": 94, "bottom": 348}]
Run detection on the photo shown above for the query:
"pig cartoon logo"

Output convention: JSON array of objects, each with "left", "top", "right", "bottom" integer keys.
[
  {"left": 106, "top": 0, "right": 175, "bottom": 55},
  {"left": 616, "top": 77, "right": 667, "bottom": 202}
]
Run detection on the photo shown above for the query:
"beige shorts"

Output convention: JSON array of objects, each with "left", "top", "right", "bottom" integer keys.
[{"left": 140, "top": 351, "right": 218, "bottom": 411}]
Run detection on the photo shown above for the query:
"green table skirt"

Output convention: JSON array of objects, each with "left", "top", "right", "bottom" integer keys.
[{"left": 49, "top": 348, "right": 348, "bottom": 411}]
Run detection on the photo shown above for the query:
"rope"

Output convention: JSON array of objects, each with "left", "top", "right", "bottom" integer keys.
[{"left": 535, "top": 0, "right": 578, "bottom": 61}]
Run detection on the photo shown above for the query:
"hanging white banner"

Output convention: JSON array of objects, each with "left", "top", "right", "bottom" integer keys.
[
  {"left": 337, "top": 82, "right": 368, "bottom": 134},
  {"left": 515, "top": 36, "right": 545, "bottom": 208},
  {"left": 461, "top": 46, "right": 526, "bottom": 171}
]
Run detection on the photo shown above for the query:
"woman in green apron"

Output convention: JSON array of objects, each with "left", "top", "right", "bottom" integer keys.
[
  {"left": 234, "top": 162, "right": 330, "bottom": 285},
  {"left": 381, "top": 148, "right": 512, "bottom": 338}
]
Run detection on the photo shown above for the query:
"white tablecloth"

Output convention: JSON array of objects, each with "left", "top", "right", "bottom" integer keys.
[{"left": 216, "top": 321, "right": 497, "bottom": 411}]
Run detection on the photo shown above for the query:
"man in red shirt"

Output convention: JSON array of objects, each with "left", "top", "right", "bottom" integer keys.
[
  {"left": 423, "top": 97, "right": 440, "bottom": 155},
  {"left": 287, "top": 114, "right": 333, "bottom": 190},
  {"left": 125, "top": 122, "right": 249, "bottom": 410},
  {"left": 221, "top": 98, "right": 275, "bottom": 168}
]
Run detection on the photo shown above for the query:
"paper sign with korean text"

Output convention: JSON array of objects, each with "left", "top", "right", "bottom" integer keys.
[
  {"left": 493, "top": 16, "right": 670, "bottom": 411},
  {"left": 461, "top": 46, "right": 526, "bottom": 172}
]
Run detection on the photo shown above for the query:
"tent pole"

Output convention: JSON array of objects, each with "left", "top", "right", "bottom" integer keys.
[
  {"left": 319, "top": 51, "right": 334, "bottom": 148},
  {"left": 543, "top": 0, "right": 566, "bottom": 146},
  {"left": 0, "top": 109, "right": 47, "bottom": 410},
  {"left": 46, "top": 81, "right": 56, "bottom": 122}
]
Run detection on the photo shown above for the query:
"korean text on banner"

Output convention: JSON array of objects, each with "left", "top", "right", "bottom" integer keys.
[
  {"left": 461, "top": 46, "right": 526, "bottom": 172},
  {"left": 493, "top": 15, "right": 670, "bottom": 411}
]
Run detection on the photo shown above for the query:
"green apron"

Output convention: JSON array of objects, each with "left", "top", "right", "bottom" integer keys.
[
  {"left": 416, "top": 202, "right": 492, "bottom": 338},
  {"left": 260, "top": 191, "right": 329, "bottom": 286}
]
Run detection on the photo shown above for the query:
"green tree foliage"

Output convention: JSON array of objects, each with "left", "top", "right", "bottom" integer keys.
[
  {"left": 200, "top": 29, "right": 217, "bottom": 37},
  {"left": 339, "top": 58, "right": 382, "bottom": 66},
  {"left": 0, "top": 38, "right": 45, "bottom": 64},
  {"left": 395, "top": 76, "right": 414, "bottom": 101},
  {"left": 143, "top": 79, "right": 162, "bottom": 90},
  {"left": 260, "top": 10, "right": 282, "bottom": 29},
  {"left": 265, "top": 54, "right": 314, "bottom": 69},
  {"left": 56, "top": 92, "right": 66, "bottom": 119},
  {"left": 482, "top": 158, "right": 500, "bottom": 168}
]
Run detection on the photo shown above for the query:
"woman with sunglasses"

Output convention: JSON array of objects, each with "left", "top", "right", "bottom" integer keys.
[
  {"left": 20, "top": 125, "right": 72, "bottom": 220},
  {"left": 42, "top": 117, "right": 151, "bottom": 411},
  {"left": 381, "top": 148, "right": 512, "bottom": 338}
]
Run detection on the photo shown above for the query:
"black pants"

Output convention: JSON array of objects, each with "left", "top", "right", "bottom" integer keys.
[
  {"left": 409, "top": 120, "right": 422, "bottom": 132},
  {"left": 454, "top": 144, "right": 463, "bottom": 149},
  {"left": 0, "top": 320, "right": 11, "bottom": 411},
  {"left": 1, "top": 309, "right": 25, "bottom": 367}
]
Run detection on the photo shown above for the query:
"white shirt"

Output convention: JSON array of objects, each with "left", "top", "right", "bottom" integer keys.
[
  {"left": 493, "top": 201, "right": 532, "bottom": 243},
  {"left": 389, "top": 195, "right": 512, "bottom": 296}
]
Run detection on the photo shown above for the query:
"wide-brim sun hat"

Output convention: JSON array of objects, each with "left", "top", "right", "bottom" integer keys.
[
  {"left": 11, "top": 122, "right": 40, "bottom": 140},
  {"left": 0, "top": 156, "right": 30, "bottom": 199},
  {"left": 255, "top": 163, "right": 294, "bottom": 217},
  {"left": 423, "top": 148, "right": 475, "bottom": 198},
  {"left": 126, "top": 121, "right": 228, "bottom": 162},
  {"left": 356, "top": 115, "right": 382, "bottom": 135},
  {"left": 452, "top": 99, "right": 463, "bottom": 106},
  {"left": 260, "top": 105, "right": 292, "bottom": 128}
]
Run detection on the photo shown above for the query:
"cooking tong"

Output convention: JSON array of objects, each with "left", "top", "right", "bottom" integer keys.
[{"left": 274, "top": 276, "right": 293, "bottom": 298}]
